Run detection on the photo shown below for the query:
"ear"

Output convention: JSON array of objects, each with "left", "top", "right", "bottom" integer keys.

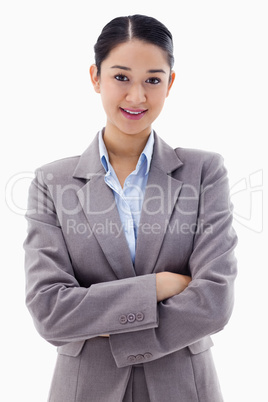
[
  {"left": 166, "top": 71, "right": 176, "bottom": 97},
  {"left": 89, "top": 64, "right": 101, "bottom": 93}
]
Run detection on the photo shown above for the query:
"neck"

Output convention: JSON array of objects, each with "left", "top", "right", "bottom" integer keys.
[{"left": 103, "top": 125, "right": 151, "bottom": 161}]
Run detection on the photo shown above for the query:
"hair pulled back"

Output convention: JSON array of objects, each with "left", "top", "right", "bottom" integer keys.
[{"left": 94, "top": 15, "right": 174, "bottom": 75}]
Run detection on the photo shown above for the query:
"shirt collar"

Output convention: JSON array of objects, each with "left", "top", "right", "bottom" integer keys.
[
  {"left": 98, "top": 130, "right": 110, "bottom": 172},
  {"left": 98, "top": 130, "right": 154, "bottom": 175}
]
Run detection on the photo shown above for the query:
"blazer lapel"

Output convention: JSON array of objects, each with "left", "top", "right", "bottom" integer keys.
[
  {"left": 72, "top": 131, "right": 184, "bottom": 279},
  {"left": 73, "top": 133, "right": 136, "bottom": 280},
  {"left": 134, "top": 134, "right": 183, "bottom": 276}
]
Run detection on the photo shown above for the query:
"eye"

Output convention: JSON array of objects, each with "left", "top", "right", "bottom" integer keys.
[
  {"left": 114, "top": 74, "right": 129, "bottom": 82},
  {"left": 146, "top": 77, "right": 161, "bottom": 85}
]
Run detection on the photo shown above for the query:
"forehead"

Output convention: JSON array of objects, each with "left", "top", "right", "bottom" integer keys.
[{"left": 101, "top": 40, "right": 170, "bottom": 71}]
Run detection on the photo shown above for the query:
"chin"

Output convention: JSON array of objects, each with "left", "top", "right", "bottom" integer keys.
[
  {"left": 123, "top": 128, "right": 151, "bottom": 137},
  {"left": 120, "top": 122, "right": 152, "bottom": 136}
]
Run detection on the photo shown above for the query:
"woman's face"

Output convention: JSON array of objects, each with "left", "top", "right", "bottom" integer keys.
[{"left": 90, "top": 40, "right": 175, "bottom": 138}]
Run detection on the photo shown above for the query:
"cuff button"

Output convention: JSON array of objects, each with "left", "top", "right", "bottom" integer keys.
[
  {"left": 127, "top": 313, "right": 136, "bottom": 323},
  {"left": 127, "top": 355, "right": 136, "bottom": 363},
  {"left": 144, "top": 352, "right": 153, "bottom": 360},
  {"left": 136, "top": 312, "right": 144, "bottom": 322},
  {"left": 136, "top": 354, "right": 145, "bottom": 362},
  {"left": 119, "top": 315, "right": 128, "bottom": 324}
]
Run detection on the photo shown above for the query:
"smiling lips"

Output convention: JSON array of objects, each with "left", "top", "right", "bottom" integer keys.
[{"left": 120, "top": 107, "right": 148, "bottom": 120}]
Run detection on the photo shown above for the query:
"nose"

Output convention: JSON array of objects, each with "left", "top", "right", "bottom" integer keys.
[{"left": 125, "top": 83, "right": 146, "bottom": 105}]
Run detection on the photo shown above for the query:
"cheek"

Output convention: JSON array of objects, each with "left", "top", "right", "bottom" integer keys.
[
  {"left": 100, "top": 83, "right": 125, "bottom": 107},
  {"left": 149, "top": 89, "right": 169, "bottom": 110}
]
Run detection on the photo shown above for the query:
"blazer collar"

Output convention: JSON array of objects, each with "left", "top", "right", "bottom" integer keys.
[
  {"left": 73, "top": 132, "right": 105, "bottom": 180},
  {"left": 73, "top": 130, "right": 183, "bottom": 179}
]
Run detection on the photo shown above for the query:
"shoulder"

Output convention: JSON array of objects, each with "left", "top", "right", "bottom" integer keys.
[
  {"left": 34, "top": 133, "right": 100, "bottom": 183},
  {"left": 175, "top": 147, "right": 223, "bottom": 167},
  {"left": 34, "top": 155, "right": 81, "bottom": 184},
  {"left": 172, "top": 146, "right": 227, "bottom": 185},
  {"left": 154, "top": 133, "right": 224, "bottom": 171},
  {"left": 175, "top": 147, "right": 225, "bottom": 175}
]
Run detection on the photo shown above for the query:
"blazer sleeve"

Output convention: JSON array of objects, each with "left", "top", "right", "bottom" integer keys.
[
  {"left": 24, "top": 169, "right": 158, "bottom": 346},
  {"left": 109, "top": 152, "right": 238, "bottom": 367}
]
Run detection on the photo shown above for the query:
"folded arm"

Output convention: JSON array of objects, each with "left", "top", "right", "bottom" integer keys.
[
  {"left": 24, "top": 171, "right": 160, "bottom": 346},
  {"left": 100, "top": 273, "right": 191, "bottom": 337},
  {"left": 109, "top": 152, "right": 238, "bottom": 367}
]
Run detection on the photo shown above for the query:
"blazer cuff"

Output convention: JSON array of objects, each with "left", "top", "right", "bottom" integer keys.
[{"left": 104, "top": 273, "right": 158, "bottom": 336}]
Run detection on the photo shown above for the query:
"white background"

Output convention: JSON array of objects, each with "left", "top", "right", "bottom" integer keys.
[{"left": 1, "top": 0, "right": 267, "bottom": 401}]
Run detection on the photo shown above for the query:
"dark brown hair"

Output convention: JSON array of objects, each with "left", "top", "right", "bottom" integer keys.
[{"left": 94, "top": 15, "right": 174, "bottom": 75}]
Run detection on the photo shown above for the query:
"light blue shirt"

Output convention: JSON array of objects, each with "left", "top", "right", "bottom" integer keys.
[{"left": 98, "top": 130, "right": 154, "bottom": 263}]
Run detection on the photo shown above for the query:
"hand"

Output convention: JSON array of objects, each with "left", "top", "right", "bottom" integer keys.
[{"left": 156, "top": 272, "right": 191, "bottom": 302}]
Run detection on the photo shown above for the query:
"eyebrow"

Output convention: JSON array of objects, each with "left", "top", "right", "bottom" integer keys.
[{"left": 110, "top": 65, "right": 166, "bottom": 74}]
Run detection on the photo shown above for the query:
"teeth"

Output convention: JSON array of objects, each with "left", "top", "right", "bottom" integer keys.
[{"left": 124, "top": 109, "right": 144, "bottom": 115}]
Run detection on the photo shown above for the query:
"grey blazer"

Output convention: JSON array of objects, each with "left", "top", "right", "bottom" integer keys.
[{"left": 24, "top": 131, "right": 237, "bottom": 402}]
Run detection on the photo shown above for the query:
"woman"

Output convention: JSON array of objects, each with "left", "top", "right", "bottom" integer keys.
[{"left": 24, "top": 15, "right": 237, "bottom": 402}]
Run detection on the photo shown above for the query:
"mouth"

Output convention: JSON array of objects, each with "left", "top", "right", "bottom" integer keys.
[{"left": 120, "top": 107, "right": 148, "bottom": 120}]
